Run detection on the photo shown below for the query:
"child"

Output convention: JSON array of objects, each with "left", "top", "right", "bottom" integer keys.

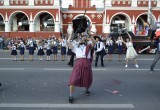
[
  {"left": 46, "top": 43, "right": 52, "bottom": 61},
  {"left": 115, "top": 36, "right": 123, "bottom": 61},
  {"left": 11, "top": 43, "right": 17, "bottom": 61},
  {"left": 106, "top": 37, "right": 114, "bottom": 61},
  {"left": 37, "top": 40, "right": 45, "bottom": 61},
  {"left": 60, "top": 38, "right": 67, "bottom": 61},
  {"left": 19, "top": 39, "right": 25, "bottom": 61}
]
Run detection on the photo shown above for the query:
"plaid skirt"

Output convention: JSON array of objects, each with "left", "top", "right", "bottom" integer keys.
[{"left": 69, "top": 58, "right": 93, "bottom": 89}]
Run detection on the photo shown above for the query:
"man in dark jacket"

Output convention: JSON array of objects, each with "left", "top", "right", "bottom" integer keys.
[{"left": 150, "top": 28, "right": 160, "bottom": 72}]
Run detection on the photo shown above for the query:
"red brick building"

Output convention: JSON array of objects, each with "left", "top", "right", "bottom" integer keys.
[{"left": 0, "top": 0, "right": 160, "bottom": 38}]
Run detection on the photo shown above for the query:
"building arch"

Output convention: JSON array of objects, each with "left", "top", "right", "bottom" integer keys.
[
  {"left": 9, "top": 11, "right": 29, "bottom": 31},
  {"left": 110, "top": 12, "right": 131, "bottom": 25},
  {"left": 0, "top": 13, "right": 5, "bottom": 31},
  {"left": 110, "top": 12, "right": 131, "bottom": 33},
  {"left": 135, "top": 12, "right": 156, "bottom": 25},
  {"left": 0, "top": 13, "right": 4, "bottom": 22},
  {"left": 73, "top": 14, "right": 92, "bottom": 24},
  {"left": 9, "top": 11, "right": 29, "bottom": 23},
  {"left": 33, "top": 11, "right": 55, "bottom": 32},
  {"left": 33, "top": 11, "right": 55, "bottom": 23}
]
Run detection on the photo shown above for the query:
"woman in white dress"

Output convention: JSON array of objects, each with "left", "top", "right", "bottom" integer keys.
[{"left": 122, "top": 33, "right": 139, "bottom": 68}]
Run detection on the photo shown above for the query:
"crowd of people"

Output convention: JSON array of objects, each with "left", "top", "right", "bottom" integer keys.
[{"left": 7, "top": 32, "right": 140, "bottom": 68}]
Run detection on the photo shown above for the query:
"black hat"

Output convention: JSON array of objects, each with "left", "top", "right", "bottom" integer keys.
[{"left": 94, "top": 36, "right": 102, "bottom": 41}]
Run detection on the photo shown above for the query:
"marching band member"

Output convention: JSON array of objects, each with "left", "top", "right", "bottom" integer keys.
[
  {"left": 11, "top": 43, "right": 17, "bottom": 61},
  {"left": 27, "top": 38, "right": 34, "bottom": 61},
  {"left": 46, "top": 38, "right": 52, "bottom": 61},
  {"left": 37, "top": 40, "right": 45, "bottom": 61},
  {"left": 95, "top": 36, "right": 105, "bottom": 67},
  {"left": 106, "top": 36, "right": 114, "bottom": 61},
  {"left": 52, "top": 38, "right": 58, "bottom": 61},
  {"left": 67, "top": 30, "right": 96, "bottom": 103},
  {"left": 68, "top": 35, "right": 79, "bottom": 67},
  {"left": 60, "top": 38, "right": 67, "bottom": 61},
  {"left": 122, "top": 33, "right": 139, "bottom": 68},
  {"left": 67, "top": 40, "right": 72, "bottom": 61},
  {"left": 115, "top": 36, "right": 123, "bottom": 61},
  {"left": 19, "top": 38, "right": 25, "bottom": 61}
]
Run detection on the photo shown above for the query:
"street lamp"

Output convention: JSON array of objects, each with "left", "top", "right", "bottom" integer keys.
[
  {"left": 18, "top": 22, "right": 22, "bottom": 31},
  {"left": 43, "top": 22, "right": 47, "bottom": 31}
]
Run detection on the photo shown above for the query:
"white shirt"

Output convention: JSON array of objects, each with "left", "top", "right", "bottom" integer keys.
[
  {"left": 106, "top": 40, "right": 113, "bottom": 46},
  {"left": 38, "top": 46, "right": 43, "bottom": 50},
  {"left": 61, "top": 40, "right": 67, "bottom": 47},
  {"left": 87, "top": 40, "right": 92, "bottom": 45},
  {"left": 28, "top": 40, "right": 34, "bottom": 47},
  {"left": 46, "top": 44, "right": 51, "bottom": 50},
  {"left": 20, "top": 41, "right": 25, "bottom": 48},
  {"left": 12, "top": 46, "right": 16, "bottom": 50},
  {"left": 47, "top": 39, "right": 51, "bottom": 45},
  {"left": 72, "top": 40, "right": 79, "bottom": 48},
  {"left": 53, "top": 41, "right": 58, "bottom": 46},
  {"left": 116, "top": 40, "right": 123, "bottom": 46},
  {"left": 73, "top": 44, "right": 91, "bottom": 59},
  {"left": 96, "top": 42, "right": 104, "bottom": 52}
]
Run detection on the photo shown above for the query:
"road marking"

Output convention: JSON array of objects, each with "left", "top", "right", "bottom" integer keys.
[
  {"left": 0, "top": 103, "right": 135, "bottom": 109},
  {"left": 44, "top": 68, "right": 72, "bottom": 71},
  {"left": 44, "top": 68, "right": 107, "bottom": 71},
  {"left": 125, "top": 69, "right": 160, "bottom": 71},
  {"left": 0, "top": 58, "right": 154, "bottom": 61},
  {"left": 137, "top": 58, "right": 153, "bottom": 61},
  {"left": 0, "top": 68, "right": 24, "bottom": 71}
]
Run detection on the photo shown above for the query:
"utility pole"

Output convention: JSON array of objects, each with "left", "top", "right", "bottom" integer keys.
[{"left": 148, "top": 0, "right": 151, "bottom": 25}]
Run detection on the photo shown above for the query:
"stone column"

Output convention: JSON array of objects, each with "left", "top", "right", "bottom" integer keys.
[
  {"left": 55, "top": 22, "right": 60, "bottom": 32},
  {"left": 29, "top": 22, "right": 35, "bottom": 32},
  {"left": 103, "top": 24, "right": 110, "bottom": 33},
  {"left": 91, "top": 24, "right": 97, "bottom": 34},
  {"left": 130, "top": 24, "right": 135, "bottom": 33},
  {"left": 5, "top": 22, "right": 11, "bottom": 32},
  {"left": 67, "top": 24, "right": 73, "bottom": 35}
]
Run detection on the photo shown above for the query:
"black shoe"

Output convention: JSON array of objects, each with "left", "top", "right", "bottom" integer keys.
[
  {"left": 0, "top": 83, "right": 2, "bottom": 87},
  {"left": 95, "top": 65, "right": 97, "bottom": 67},
  {"left": 85, "top": 90, "right": 90, "bottom": 96},
  {"left": 150, "top": 70, "right": 154, "bottom": 73},
  {"left": 68, "top": 96, "right": 73, "bottom": 103},
  {"left": 68, "top": 63, "right": 71, "bottom": 65},
  {"left": 101, "top": 65, "right": 105, "bottom": 67}
]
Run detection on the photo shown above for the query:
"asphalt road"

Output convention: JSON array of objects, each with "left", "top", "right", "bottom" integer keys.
[{"left": 0, "top": 51, "right": 160, "bottom": 110}]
